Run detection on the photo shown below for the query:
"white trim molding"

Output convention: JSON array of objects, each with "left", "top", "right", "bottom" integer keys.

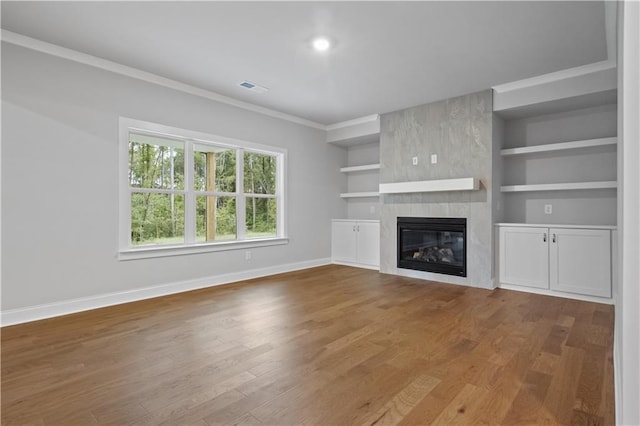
[
  {"left": 325, "top": 114, "right": 380, "bottom": 131},
  {"left": 498, "top": 283, "right": 614, "bottom": 305},
  {"left": 1, "top": 30, "right": 325, "bottom": 130},
  {"left": 0, "top": 30, "right": 386, "bottom": 134},
  {"left": 0, "top": 258, "right": 331, "bottom": 327},
  {"left": 617, "top": 1, "right": 640, "bottom": 424},
  {"left": 119, "top": 237, "right": 289, "bottom": 261},
  {"left": 492, "top": 59, "right": 617, "bottom": 115},
  {"left": 492, "top": 60, "right": 616, "bottom": 94}
]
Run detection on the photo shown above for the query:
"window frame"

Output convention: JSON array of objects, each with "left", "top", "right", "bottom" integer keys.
[{"left": 119, "top": 117, "right": 288, "bottom": 260}]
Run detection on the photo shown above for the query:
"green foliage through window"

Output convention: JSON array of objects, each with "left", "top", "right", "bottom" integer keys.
[
  {"left": 131, "top": 193, "right": 184, "bottom": 245},
  {"left": 244, "top": 152, "right": 276, "bottom": 194},
  {"left": 196, "top": 196, "right": 236, "bottom": 242},
  {"left": 127, "top": 129, "right": 281, "bottom": 248},
  {"left": 129, "top": 135, "right": 184, "bottom": 190},
  {"left": 246, "top": 197, "right": 276, "bottom": 237}
]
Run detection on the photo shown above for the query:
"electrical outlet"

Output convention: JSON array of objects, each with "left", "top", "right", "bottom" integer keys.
[
  {"left": 412, "top": 156, "right": 418, "bottom": 166},
  {"left": 544, "top": 204, "right": 553, "bottom": 214},
  {"left": 431, "top": 154, "right": 438, "bottom": 164},
  {"left": 245, "top": 251, "right": 252, "bottom": 260},
  {"left": 369, "top": 205, "right": 375, "bottom": 214}
]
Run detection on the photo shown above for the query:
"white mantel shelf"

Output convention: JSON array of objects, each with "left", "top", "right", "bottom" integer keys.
[{"left": 379, "top": 178, "right": 480, "bottom": 194}]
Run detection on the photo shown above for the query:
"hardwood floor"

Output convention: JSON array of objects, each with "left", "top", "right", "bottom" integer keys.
[{"left": 1, "top": 265, "right": 614, "bottom": 425}]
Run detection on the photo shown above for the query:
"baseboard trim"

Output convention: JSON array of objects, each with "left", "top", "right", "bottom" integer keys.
[
  {"left": 331, "top": 260, "right": 379, "bottom": 271},
  {"left": 1, "top": 258, "right": 331, "bottom": 327},
  {"left": 498, "top": 283, "right": 614, "bottom": 305},
  {"left": 613, "top": 318, "right": 622, "bottom": 423}
]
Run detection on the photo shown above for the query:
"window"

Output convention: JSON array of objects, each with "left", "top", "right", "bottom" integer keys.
[{"left": 119, "top": 118, "right": 287, "bottom": 259}]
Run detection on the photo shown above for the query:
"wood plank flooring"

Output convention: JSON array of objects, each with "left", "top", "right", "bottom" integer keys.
[{"left": 1, "top": 265, "right": 615, "bottom": 425}]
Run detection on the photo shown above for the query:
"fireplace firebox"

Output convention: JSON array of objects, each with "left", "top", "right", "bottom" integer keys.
[{"left": 397, "top": 217, "right": 467, "bottom": 277}]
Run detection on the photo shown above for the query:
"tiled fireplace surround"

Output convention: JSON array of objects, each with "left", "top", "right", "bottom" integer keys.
[{"left": 379, "top": 90, "right": 497, "bottom": 289}]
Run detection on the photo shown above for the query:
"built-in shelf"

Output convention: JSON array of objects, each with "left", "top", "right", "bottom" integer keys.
[
  {"left": 501, "top": 137, "right": 617, "bottom": 156},
  {"left": 340, "top": 192, "right": 380, "bottom": 198},
  {"left": 340, "top": 163, "right": 381, "bottom": 173},
  {"left": 495, "top": 223, "right": 617, "bottom": 230},
  {"left": 501, "top": 181, "right": 617, "bottom": 192},
  {"left": 379, "top": 177, "right": 479, "bottom": 194}
]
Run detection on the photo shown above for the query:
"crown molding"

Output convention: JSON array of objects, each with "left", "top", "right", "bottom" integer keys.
[
  {"left": 326, "top": 114, "right": 379, "bottom": 131},
  {"left": 1, "top": 30, "right": 326, "bottom": 130},
  {"left": 492, "top": 60, "right": 616, "bottom": 94}
]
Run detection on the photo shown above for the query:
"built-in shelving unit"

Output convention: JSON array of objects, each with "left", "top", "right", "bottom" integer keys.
[
  {"left": 340, "top": 163, "right": 380, "bottom": 173},
  {"left": 501, "top": 181, "right": 617, "bottom": 192},
  {"left": 492, "top": 60, "right": 618, "bottom": 303},
  {"left": 500, "top": 137, "right": 617, "bottom": 156},
  {"left": 379, "top": 177, "right": 480, "bottom": 194},
  {"left": 328, "top": 116, "right": 381, "bottom": 218},
  {"left": 493, "top": 61, "right": 618, "bottom": 228}
]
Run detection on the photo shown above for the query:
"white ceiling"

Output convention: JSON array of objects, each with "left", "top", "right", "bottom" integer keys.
[{"left": 1, "top": 1, "right": 609, "bottom": 126}]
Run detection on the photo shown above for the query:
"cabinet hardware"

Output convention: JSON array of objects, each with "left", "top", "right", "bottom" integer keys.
[
  {"left": 552, "top": 233, "right": 557, "bottom": 243},
  {"left": 543, "top": 233, "right": 547, "bottom": 242}
]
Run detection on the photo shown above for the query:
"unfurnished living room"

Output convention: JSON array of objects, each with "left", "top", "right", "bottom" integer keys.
[{"left": 1, "top": 1, "right": 639, "bottom": 425}]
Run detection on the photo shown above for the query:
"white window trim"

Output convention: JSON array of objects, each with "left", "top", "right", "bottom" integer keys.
[{"left": 118, "top": 117, "right": 288, "bottom": 260}]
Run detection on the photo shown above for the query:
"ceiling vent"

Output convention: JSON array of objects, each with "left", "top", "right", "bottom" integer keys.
[{"left": 239, "top": 81, "right": 269, "bottom": 94}]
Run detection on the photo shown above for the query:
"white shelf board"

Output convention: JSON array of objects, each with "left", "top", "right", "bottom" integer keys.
[
  {"left": 501, "top": 137, "right": 617, "bottom": 156},
  {"left": 339, "top": 192, "right": 380, "bottom": 198},
  {"left": 495, "top": 223, "right": 617, "bottom": 230},
  {"left": 340, "top": 163, "right": 380, "bottom": 173},
  {"left": 379, "top": 178, "right": 479, "bottom": 194},
  {"left": 501, "top": 181, "right": 617, "bottom": 192}
]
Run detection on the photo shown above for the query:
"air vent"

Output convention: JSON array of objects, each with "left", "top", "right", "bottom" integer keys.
[{"left": 239, "top": 81, "right": 269, "bottom": 94}]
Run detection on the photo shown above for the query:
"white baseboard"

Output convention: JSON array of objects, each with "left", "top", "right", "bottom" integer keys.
[
  {"left": 613, "top": 318, "right": 622, "bottom": 424},
  {"left": 1, "top": 258, "right": 331, "bottom": 327},
  {"left": 498, "top": 283, "right": 614, "bottom": 305},
  {"left": 331, "top": 260, "right": 379, "bottom": 271}
]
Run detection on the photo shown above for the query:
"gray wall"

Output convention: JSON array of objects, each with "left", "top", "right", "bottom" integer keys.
[
  {"left": 379, "top": 90, "right": 495, "bottom": 288},
  {"left": 1, "top": 44, "right": 346, "bottom": 311}
]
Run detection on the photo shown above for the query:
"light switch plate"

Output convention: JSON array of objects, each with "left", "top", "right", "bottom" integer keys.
[
  {"left": 412, "top": 156, "right": 418, "bottom": 165},
  {"left": 431, "top": 154, "right": 438, "bottom": 164}
]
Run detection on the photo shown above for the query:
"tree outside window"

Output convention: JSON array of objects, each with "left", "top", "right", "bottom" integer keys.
[{"left": 126, "top": 128, "right": 283, "bottom": 248}]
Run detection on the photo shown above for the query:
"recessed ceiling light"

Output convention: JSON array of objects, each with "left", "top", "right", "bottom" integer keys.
[{"left": 312, "top": 37, "right": 332, "bottom": 52}]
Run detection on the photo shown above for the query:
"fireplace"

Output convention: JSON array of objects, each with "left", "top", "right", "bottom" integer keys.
[{"left": 397, "top": 217, "right": 467, "bottom": 277}]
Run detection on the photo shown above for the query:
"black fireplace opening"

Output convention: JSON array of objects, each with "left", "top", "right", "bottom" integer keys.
[{"left": 397, "top": 217, "right": 467, "bottom": 277}]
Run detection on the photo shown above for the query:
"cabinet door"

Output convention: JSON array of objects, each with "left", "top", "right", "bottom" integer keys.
[
  {"left": 331, "top": 221, "right": 357, "bottom": 263},
  {"left": 356, "top": 221, "right": 380, "bottom": 267},
  {"left": 499, "top": 226, "right": 549, "bottom": 289},
  {"left": 549, "top": 228, "right": 611, "bottom": 297}
]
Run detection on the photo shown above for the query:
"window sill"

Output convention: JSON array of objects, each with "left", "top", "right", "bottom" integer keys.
[{"left": 118, "top": 237, "right": 289, "bottom": 261}]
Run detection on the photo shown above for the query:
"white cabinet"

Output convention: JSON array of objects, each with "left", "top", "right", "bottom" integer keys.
[
  {"left": 498, "top": 225, "right": 611, "bottom": 299},
  {"left": 549, "top": 228, "right": 611, "bottom": 298},
  {"left": 331, "top": 220, "right": 380, "bottom": 269},
  {"left": 499, "top": 226, "right": 549, "bottom": 289},
  {"left": 331, "top": 221, "right": 358, "bottom": 263}
]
